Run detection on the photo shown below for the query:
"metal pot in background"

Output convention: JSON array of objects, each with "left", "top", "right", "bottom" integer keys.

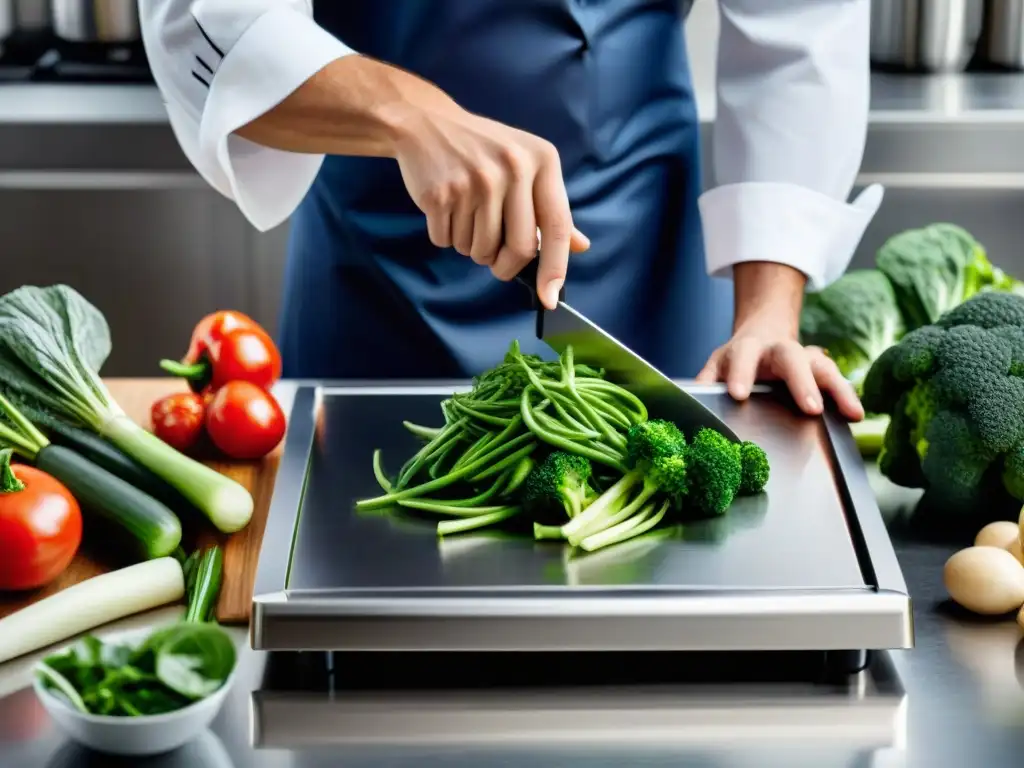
[
  {"left": 975, "top": 0, "right": 1024, "bottom": 70},
  {"left": 51, "top": 0, "right": 139, "bottom": 44},
  {"left": 1, "top": 0, "right": 52, "bottom": 41},
  {"left": 870, "top": 0, "right": 984, "bottom": 72}
]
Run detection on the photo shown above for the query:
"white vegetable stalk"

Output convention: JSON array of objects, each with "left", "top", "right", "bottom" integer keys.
[{"left": 0, "top": 558, "right": 185, "bottom": 664}]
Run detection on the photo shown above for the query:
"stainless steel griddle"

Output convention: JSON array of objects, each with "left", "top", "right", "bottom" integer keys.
[{"left": 251, "top": 383, "right": 913, "bottom": 658}]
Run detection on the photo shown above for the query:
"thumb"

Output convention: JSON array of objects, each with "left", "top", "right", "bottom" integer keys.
[{"left": 570, "top": 227, "right": 590, "bottom": 253}]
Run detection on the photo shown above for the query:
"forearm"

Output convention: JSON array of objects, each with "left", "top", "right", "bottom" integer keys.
[
  {"left": 731, "top": 262, "right": 806, "bottom": 336},
  {"left": 235, "top": 55, "right": 455, "bottom": 159}
]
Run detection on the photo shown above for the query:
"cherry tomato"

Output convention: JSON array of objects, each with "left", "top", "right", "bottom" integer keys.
[
  {"left": 0, "top": 456, "right": 82, "bottom": 591},
  {"left": 185, "top": 310, "right": 260, "bottom": 363},
  {"left": 206, "top": 381, "right": 287, "bottom": 460},
  {"left": 151, "top": 392, "right": 207, "bottom": 453}
]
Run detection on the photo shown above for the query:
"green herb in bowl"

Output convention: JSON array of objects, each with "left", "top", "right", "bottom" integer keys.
[{"left": 32, "top": 623, "right": 238, "bottom": 756}]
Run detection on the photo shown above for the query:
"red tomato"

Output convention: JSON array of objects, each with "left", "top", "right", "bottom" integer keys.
[
  {"left": 203, "top": 326, "right": 282, "bottom": 392},
  {"left": 206, "top": 381, "right": 287, "bottom": 460},
  {"left": 151, "top": 392, "right": 207, "bottom": 453},
  {"left": 0, "top": 462, "right": 82, "bottom": 591}
]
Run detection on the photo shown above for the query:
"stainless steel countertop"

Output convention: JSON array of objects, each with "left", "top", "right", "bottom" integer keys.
[
  {"left": 3, "top": 73, "right": 1024, "bottom": 126},
  {"left": 1, "top": 466, "right": 1023, "bottom": 767}
]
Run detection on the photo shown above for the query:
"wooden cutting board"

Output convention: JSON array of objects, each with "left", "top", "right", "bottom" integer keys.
[{"left": 0, "top": 379, "right": 281, "bottom": 625}]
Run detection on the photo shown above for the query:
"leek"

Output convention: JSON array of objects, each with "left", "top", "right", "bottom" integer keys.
[{"left": 0, "top": 285, "right": 253, "bottom": 532}]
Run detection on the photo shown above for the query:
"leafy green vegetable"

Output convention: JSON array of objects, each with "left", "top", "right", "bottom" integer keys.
[
  {"left": 799, "top": 270, "right": 905, "bottom": 391},
  {"left": 875, "top": 223, "right": 1004, "bottom": 329},
  {"left": 356, "top": 342, "right": 770, "bottom": 554},
  {"left": 0, "top": 285, "right": 253, "bottom": 532},
  {"left": 36, "top": 622, "right": 236, "bottom": 717}
]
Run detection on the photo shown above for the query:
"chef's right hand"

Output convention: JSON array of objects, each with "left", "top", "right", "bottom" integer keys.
[{"left": 391, "top": 106, "right": 590, "bottom": 310}]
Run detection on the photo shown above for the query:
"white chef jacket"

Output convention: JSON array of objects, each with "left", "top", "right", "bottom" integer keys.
[{"left": 139, "top": 0, "right": 883, "bottom": 291}]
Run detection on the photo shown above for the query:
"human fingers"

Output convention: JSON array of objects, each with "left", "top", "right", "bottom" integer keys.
[
  {"left": 469, "top": 163, "right": 504, "bottom": 267},
  {"left": 570, "top": 228, "right": 590, "bottom": 253},
  {"left": 723, "top": 338, "right": 765, "bottom": 401},
  {"left": 695, "top": 349, "right": 723, "bottom": 384},
  {"left": 533, "top": 143, "right": 572, "bottom": 310},
  {"left": 451, "top": 195, "right": 477, "bottom": 260},
  {"left": 808, "top": 348, "right": 864, "bottom": 421},
  {"left": 491, "top": 172, "right": 537, "bottom": 281},
  {"left": 769, "top": 342, "right": 824, "bottom": 415}
]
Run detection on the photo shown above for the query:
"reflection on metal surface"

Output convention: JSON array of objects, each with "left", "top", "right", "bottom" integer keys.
[
  {"left": 944, "top": 615, "right": 1024, "bottom": 719},
  {"left": 539, "top": 300, "right": 739, "bottom": 440},
  {"left": 251, "top": 384, "right": 912, "bottom": 654},
  {"left": 44, "top": 729, "right": 233, "bottom": 768},
  {"left": 251, "top": 652, "right": 907, "bottom": 751}
]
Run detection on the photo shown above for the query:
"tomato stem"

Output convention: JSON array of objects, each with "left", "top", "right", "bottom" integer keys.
[
  {"left": 0, "top": 448, "right": 25, "bottom": 493},
  {"left": 159, "top": 359, "right": 208, "bottom": 381}
]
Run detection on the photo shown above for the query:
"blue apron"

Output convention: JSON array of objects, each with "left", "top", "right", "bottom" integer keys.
[{"left": 278, "top": 0, "right": 733, "bottom": 380}]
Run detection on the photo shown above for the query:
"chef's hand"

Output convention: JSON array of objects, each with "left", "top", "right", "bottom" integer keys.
[
  {"left": 695, "top": 263, "right": 864, "bottom": 421},
  {"left": 391, "top": 107, "right": 589, "bottom": 309}
]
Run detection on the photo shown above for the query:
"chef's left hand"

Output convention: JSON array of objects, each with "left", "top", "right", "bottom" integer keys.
[{"left": 696, "top": 312, "right": 864, "bottom": 422}]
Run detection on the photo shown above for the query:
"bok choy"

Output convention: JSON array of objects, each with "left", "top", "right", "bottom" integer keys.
[{"left": 0, "top": 285, "right": 253, "bottom": 533}]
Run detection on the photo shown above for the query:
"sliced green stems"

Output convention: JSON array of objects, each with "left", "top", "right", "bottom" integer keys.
[
  {"left": 399, "top": 471, "right": 509, "bottom": 511},
  {"left": 437, "top": 506, "right": 519, "bottom": 536},
  {"left": 448, "top": 400, "right": 513, "bottom": 427},
  {"left": 520, "top": 387, "right": 627, "bottom": 472},
  {"left": 579, "top": 500, "right": 669, "bottom": 552},
  {"left": 396, "top": 419, "right": 467, "bottom": 488},
  {"left": 466, "top": 441, "right": 537, "bottom": 483},
  {"left": 403, "top": 421, "right": 443, "bottom": 441},
  {"left": 534, "top": 522, "right": 565, "bottom": 540},
  {"left": 372, "top": 449, "right": 393, "bottom": 492},
  {"left": 568, "top": 486, "right": 655, "bottom": 545},
  {"left": 357, "top": 431, "right": 537, "bottom": 509},
  {"left": 503, "top": 456, "right": 534, "bottom": 495},
  {"left": 403, "top": 501, "right": 511, "bottom": 517},
  {"left": 561, "top": 471, "right": 639, "bottom": 539}
]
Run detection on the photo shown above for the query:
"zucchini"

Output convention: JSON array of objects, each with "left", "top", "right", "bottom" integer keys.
[
  {"left": 35, "top": 445, "right": 182, "bottom": 559},
  {"left": 32, "top": 411, "right": 200, "bottom": 516}
]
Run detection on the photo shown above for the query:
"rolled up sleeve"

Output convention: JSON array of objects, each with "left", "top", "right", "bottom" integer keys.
[{"left": 139, "top": 0, "right": 357, "bottom": 231}]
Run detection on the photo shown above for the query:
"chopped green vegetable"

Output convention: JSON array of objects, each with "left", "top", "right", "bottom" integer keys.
[
  {"left": 36, "top": 622, "right": 236, "bottom": 717},
  {"left": 184, "top": 546, "right": 224, "bottom": 624},
  {"left": 356, "top": 342, "right": 771, "bottom": 554},
  {"left": 0, "top": 285, "right": 253, "bottom": 533}
]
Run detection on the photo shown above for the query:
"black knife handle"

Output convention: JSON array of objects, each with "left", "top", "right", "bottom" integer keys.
[{"left": 514, "top": 256, "right": 567, "bottom": 307}]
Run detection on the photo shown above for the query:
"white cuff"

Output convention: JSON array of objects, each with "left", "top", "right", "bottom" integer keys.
[
  {"left": 199, "top": 6, "right": 356, "bottom": 232},
  {"left": 698, "top": 182, "right": 885, "bottom": 291}
]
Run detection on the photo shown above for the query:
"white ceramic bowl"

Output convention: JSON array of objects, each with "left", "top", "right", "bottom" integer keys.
[{"left": 32, "top": 627, "right": 238, "bottom": 757}]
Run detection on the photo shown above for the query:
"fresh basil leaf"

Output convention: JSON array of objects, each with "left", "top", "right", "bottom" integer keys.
[
  {"left": 99, "top": 642, "right": 134, "bottom": 670},
  {"left": 155, "top": 624, "right": 237, "bottom": 700}
]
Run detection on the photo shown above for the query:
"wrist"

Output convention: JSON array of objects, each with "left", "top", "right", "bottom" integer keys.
[{"left": 731, "top": 261, "right": 806, "bottom": 338}]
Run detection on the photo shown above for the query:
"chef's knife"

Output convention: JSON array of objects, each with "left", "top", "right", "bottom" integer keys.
[{"left": 514, "top": 259, "right": 739, "bottom": 441}]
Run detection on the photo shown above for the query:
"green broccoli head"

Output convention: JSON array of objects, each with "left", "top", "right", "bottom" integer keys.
[
  {"left": 799, "top": 270, "right": 905, "bottom": 389},
  {"left": 864, "top": 291, "right": 1024, "bottom": 513},
  {"left": 738, "top": 441, "right": 770, "bottom": 495},
  {"left": 686, "top": 428, "right": 743, "bottom": 516},
  {"left": 625, "top": 419, "right": 687, "bottom": 467},
  {"left": 522, "top": 451, "right": 594, "bottom": 522}
]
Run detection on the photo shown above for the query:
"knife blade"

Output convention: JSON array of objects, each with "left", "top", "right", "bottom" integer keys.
[{"left": 514, "top": 259, "right": 740, "bottom": 441}]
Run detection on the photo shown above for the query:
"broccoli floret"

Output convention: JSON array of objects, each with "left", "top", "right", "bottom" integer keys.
[
  {"left": 865, "top": 291, "right": 1024, "bottom": 517},
  {"left": 738, "top": 441, "right": 770, "bottom": 495},
  {"left": 936, "top": 291, "right": 1024, "bottom": 330},
  {"left": 522, "top": 451, "right": 594, "bottom": 523},
  {"left": 559, "top": 420, "right": 688, "bottom": 545},
  {"left": 878, "top": 392, "right": 926, "bottom": 488},
  {"left": 686, "top": 428, "right": 743, "bottom": 516},
  {"left": 920, "top": 411, "right": 997, "bottom": 509}
]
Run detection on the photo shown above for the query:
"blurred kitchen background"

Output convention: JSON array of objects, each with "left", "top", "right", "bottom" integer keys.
[{"left": 1, "top": 0, "right": 1024, "bottom": 374}]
